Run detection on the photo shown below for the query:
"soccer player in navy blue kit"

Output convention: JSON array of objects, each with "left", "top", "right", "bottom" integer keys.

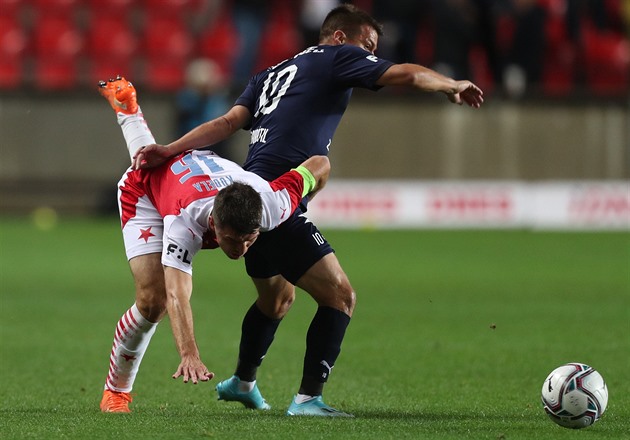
[{"left": 136, "top": 4, "right": 483, "bottom": 416}]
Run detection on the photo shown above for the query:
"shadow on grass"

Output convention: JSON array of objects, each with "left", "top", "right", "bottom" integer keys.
[
  {"left": 1, "top": 406, "right": 540, "bottom": 424},
  {"left": 350, "top": 409, "right": 538, "bottom": 422}
]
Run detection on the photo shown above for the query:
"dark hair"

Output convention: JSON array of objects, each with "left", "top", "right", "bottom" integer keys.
[
  {"left": 319, "top": 4, "right": 383, "bottom": 41},
  {"left": 213, "top": 182, "right": 262, "bottom": 234}
]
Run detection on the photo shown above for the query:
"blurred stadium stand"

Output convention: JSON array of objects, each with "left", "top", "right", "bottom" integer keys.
[
  {"left": 0, "top": 0, "right": 626, "bottom": 95},
  {"left": 0, "top": 0, "right": 628, "bottom": 216}
]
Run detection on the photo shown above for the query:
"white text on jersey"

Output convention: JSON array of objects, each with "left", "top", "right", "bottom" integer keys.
[
  {"left": 192, "top": 176, "right": 234, "bottom": 193},
  {"left": 251, "top": 127, "right": 269, "bottom": 144}
]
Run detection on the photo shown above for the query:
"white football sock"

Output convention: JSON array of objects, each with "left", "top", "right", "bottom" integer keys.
[
  {"left": 105, "top": 303, "right": 158, "bottom": 393},
  {"left": 237, "top": 378, "right": 256, "bottom": 393},
  {"left": 295, "top": 393, "right": 318, "bottom": 404},
  {"left": 117, "top": 107, "right": 155, "bottom": 162}
]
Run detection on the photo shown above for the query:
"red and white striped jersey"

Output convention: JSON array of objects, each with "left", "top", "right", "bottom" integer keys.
[{"left": 118, "top": 150, "right": 305, "bottom": 273}]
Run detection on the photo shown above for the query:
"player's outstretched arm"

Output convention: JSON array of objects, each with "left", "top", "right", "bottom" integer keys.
[
  {"left": 163, "top": 267, "right": 214, "bottom": 384},
  {"left": 296, "top": 155, "right": 330, "bottom": 199},
  {"left": 262, "top": 156, "right": 330, "bottom": 230},
  {"left": 133, "top": 105, "right": 252, "bottom": 169},
  {"left": 376, "top": 63, "right": 484, "bottom": 108},
  {"left": 298, "top": 156, "right": 330, "bottom": 200}
]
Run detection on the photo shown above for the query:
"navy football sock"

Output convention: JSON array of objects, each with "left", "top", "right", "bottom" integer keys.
[
  {"left": 234, "top": 303, "right": 281, "bottom": 382},
  {"left": 299, "top": 306, "right": 351, "bottom": 396}
]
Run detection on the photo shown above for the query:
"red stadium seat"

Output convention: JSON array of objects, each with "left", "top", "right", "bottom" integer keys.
[
  {"left": 0, "top": 57, "right": 23, "bottom": 89},
  {"left": 89, "top": 58, "right": 135, "bottom": 86},
  {"left": 0, "top": 15, "right": 28, "bottom": 58},
  {"left": 0, "top": 0, "right": 24, "bottom": 17},
  {"left": 542, "top": 61, "right": 575, "bottom": 97},
  {"left": 494, "top": 14, "right": 516, "bottom": 54},
  {"left": 140, "top": 13, "right": 194, "bottom": 59},
  {"left": 253, "top": 4, "right": 302, "bottom": 72},
  {"left": 85, "top": 13, "right": 138, "bottom": 84},
  {"left": 86, "top": 0, "right": 136, "bottom": 12},
  {"left": 197, "top": 10, "right": 240, "bottom": 77},
  {"left": 414, "top": 20, "right": 435, "bottom": 67},
  {"left": 468, "top": 45, "right": 495, "bottom": 95},
  {"left": 140, "top": 0, "right": 201, "bottom": 16},
  {"left": 537, "top": 0, "right": 564, "bottom": 12},
  {"left": 34, "top": 58, "right": 80, "bottom": 90},
  {"left": 31, "top": 0, "right": 82, "bottom": 16},
  {"left": 0, "top": 15, "right": 28, "bottom": 89},
  {"left": 541, "top": 10, "right": 576, "bottom": 96},
  {"left": 86, "top": 14, "right": 137, "bottom": 59},
  {"left": 582, "top": 27, "right": 630, "bottom": 95},
  {"left": 32, "top": 15, "right": 83, "bottom": 90},
  {"left": 138, "top": 11, "right": 195, "bottom": 91},
  {"left": 33, "top": 15, "right": 84, "bottom": 58},
  {"left": 142, "top": 57, "right": 186, "bottom": 92}
]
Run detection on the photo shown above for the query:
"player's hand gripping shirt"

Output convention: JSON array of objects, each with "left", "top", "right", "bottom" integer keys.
[
  {"left": 118, "top": 150, "right": 306, "bottom": 274},
  {"left": 236, "top": 44, "right": 394, "bottom": 183}
]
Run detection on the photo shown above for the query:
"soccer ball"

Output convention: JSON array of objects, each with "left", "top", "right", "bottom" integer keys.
[{"left": 541, "top": 363, "right": 608, "bottom": 429}]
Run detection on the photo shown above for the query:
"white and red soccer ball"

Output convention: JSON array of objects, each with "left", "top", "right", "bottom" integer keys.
[{"left": 541, "top": 362, "right": 608, "bottom": 429}]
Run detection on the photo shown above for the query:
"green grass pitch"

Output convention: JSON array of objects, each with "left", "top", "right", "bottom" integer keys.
[{"left": 1, "top": 216, "right": 628, "bottom": 439}]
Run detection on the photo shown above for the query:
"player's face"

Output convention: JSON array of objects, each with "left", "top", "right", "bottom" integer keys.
[
  {"left": 213, "top": 221, "right": 260, "bottom": 260},
  {"left": 345, "top": 25, "right": 379, "bottom": 55}
]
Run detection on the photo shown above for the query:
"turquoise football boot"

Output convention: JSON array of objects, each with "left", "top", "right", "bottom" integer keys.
[
  {"left": 286, "top": 395, "right": 353, "bottom": 417},
  {"left": 215, "top": 376, "right": 271, "bottom": 410}
]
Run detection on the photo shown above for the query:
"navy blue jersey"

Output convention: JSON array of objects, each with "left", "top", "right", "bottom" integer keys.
[{"left": 236, "top": 44, "right": 394, "bottom": 182}]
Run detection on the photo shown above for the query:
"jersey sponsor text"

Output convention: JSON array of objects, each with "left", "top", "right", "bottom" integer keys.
[{"left": 250, "top": 128, "right": 269, "bottom": 144}]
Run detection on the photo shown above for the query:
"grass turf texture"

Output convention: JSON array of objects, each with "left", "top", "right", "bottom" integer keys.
[{"left": 1, "top": 216, "right": 628, "bottom": 439}]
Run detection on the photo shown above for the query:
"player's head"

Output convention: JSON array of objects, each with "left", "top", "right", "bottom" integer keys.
[
  {"left": 210, "top": 182, "right": 262, "bottom": 260},
  {"left": 319, "top": 4, "right": 383, "bottom": 54}
]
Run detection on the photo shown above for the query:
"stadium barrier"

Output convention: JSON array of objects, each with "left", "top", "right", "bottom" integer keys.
[{"left": 307, "top": 181, "right": 630, "bottom": 230}]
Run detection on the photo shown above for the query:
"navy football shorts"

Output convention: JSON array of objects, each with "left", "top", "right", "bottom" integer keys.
[{"left": 244, "top": 208, "right": 334, "bottom": 284}]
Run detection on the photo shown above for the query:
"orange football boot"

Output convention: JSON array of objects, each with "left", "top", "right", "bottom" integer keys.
[
  {"left": 98, "top": 75, "right": 138, "bottom": 114},
  {"left": 100, "top": 389, "right": 133, "bottom": 413}
]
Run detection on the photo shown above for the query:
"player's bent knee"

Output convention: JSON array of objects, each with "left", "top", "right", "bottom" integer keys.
[
  {"left": 315, "top": 279, "right": 356, "bottom": 317},
  {"left": 346, "top": 287, "right": 357, "bottom": 313},
  {"left": 135, "top": 288, "right": 167, "bottom": 322},
  {"left": 275, "top": 292, "right": 295, "bottom": 318},
  {"left": 135, "top": 299, "right": 166, "bottom": 323},
  {"left": 257, "top": 290, "right": 295, "bottom": 319},
  {"left": 338, "top": 283, "right": 357, "bottom": 317},
  {"left": 253, "top": 276, "right": 296, "bottom": 319}
]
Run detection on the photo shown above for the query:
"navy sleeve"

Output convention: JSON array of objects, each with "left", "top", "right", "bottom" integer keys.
[
  {"left": 234, "top": 77, "right": 259, "bottom": 130},
  {"left": 331, "top": 45, "right": 395, "bottom": 90}
]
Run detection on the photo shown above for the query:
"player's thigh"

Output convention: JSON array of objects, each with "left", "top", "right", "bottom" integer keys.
[
  {"left": 245, "top": 209, "right": 334, "bottom": 284},
  {"left": 295, "top": 253, "right": 356, "bottom": 317},
  {"left": 128, "top": 253, "right": 167, "bottom": 322},
  {"left": 251, "top": 275, "right": 296, "bottom": 319},
  {"left": 119, "top": 184, "right": 166, "bottom": 322},
  {"left": 120, "top": 193, "right": 163, "bottom": 261}
]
